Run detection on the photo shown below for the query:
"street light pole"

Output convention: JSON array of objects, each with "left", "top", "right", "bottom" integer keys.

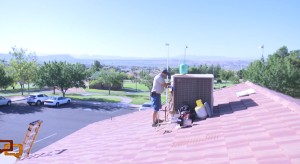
[
  {"left": 166, "top": 43, "right": 170, "bottom": 71},
  {"left": 165, "top": 43, "right": 170, "bottom": 106},
  {"left": 184, "top": 45, "right": 188, "bottom": 64},
  {"left": 259, "top": 44, "right": 264, "bottom": 61},
  {"left": 213, "top": 64, "right": 215, "bottom": 77}
]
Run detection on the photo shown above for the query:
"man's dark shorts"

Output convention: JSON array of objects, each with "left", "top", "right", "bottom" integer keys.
[{"left": 151, "top": 92, "right": 161, "bottom": 111}]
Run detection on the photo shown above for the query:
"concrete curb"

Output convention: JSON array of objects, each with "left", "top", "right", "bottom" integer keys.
[{"left": 7, "top": 96, "right": 26, "bottom": 102}]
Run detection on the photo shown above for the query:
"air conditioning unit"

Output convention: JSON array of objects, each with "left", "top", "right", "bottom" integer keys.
[{"left": 172, "top": 74, "right": 214, "bottom": 112}]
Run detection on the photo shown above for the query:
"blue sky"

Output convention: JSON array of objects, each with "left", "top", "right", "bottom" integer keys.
[{"left": 0, "top": 0, "right": 299, "bottom": 60}]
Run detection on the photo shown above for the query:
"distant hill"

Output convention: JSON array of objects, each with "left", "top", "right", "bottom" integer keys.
[
  {"left": 38, "top": 54, "right": 94, "bottom": 64},
  {"left": 0, "top": 53, "right": 253, "bottom": 70},
  {"left": 0, "top": 53, "right": 95, "bottom": 65}
]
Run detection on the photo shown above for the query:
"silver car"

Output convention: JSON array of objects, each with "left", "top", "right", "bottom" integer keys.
[
  {"left": 0, "top": 96, "right": 11, "bottom": 106},
  {"left": 44, "top": 96, "right": 71, "bottom": 107}
]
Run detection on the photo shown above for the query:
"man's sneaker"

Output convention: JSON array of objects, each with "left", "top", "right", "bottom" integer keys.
[
  {"left": 157, "top": 119, "right": 164, "bottom": 123},
  {"left": 152, "top": 123, "right": 158, "bottom": 127}
]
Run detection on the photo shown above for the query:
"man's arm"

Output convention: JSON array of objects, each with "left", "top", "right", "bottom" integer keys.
[{"left": 163, "top": 82, "right": 171, "bottom": 88}]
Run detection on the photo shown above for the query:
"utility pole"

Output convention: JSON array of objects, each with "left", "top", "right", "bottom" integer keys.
[{"left": 165, "top": 43, "right": 170, "bottom": 104}]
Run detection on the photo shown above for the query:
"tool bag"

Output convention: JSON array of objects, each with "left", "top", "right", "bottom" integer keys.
[{"left": 177, "top": 104, "right": 195, "bottom": 127}]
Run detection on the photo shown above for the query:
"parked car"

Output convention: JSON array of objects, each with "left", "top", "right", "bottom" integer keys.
[
  {"left": 44, "top": 96, "right": 71, "bottom": 107},
  {"left": 139, "top": 102, "right": 153, "bottom": 111},
  {"left": 0, "top": 96, "right": 11, "bottom": 106},
  {"left": 27, "top": 93, "right": 48, "bottom": 106}
]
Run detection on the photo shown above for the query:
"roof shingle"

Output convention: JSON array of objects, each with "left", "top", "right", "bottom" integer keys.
[{"left": 18, "top": 82, "right": 300, "bottom": 163}]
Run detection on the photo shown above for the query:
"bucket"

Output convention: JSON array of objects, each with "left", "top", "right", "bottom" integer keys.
[{"left": 179, "top": 63, "right": 188, "bottom": 74}]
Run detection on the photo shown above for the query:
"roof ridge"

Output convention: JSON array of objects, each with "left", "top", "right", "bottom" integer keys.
[{"left": 245, "top": 81, "right": 300, "bottom": 113}]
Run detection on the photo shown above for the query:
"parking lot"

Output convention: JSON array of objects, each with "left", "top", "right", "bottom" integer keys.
[{"left": 0, "top": 99, "right": 138, "bottom": 153}]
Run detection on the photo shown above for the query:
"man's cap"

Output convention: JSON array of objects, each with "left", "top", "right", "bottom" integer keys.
[{"left": 162, "top": 69, "right": 170, "bottom": 76}]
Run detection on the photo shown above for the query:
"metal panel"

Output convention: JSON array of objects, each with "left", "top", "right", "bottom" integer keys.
[{"left": 173, "top": 74, "right": 213, "bottom": 112}]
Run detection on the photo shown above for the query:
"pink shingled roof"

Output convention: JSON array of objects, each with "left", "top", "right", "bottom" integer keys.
[{"left": 18, "top": 82, "right": 300, "bottom": 164}]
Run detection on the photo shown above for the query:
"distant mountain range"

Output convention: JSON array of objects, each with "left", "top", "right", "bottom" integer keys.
[{"left": 0, "top": 53, "right": 254, "bottom": 69}]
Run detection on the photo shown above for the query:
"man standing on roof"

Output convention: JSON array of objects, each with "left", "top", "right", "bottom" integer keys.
[{"left": 150, "top": 69, "right": 170, "bottom": 127}]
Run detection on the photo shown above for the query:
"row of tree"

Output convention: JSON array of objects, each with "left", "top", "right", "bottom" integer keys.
[
  {"left": 0, "top": 47, "right": 131, "bottom": 96},
  {"left": 0, "top": 47, "right": 89, "bottom": 96},
  {"left": 135, "top": 64, "right": 241, "bottom": 92},
  {"left": 1, "top": 47, "right": 245, "bottom": 96},
  {"left": 244, "top": 46, "right": 300, "bottom": 97}
]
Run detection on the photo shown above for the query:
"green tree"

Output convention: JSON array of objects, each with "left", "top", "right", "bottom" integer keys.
[
  {"left": 207, "top": 65, "right": 214, "bottom": 74},
  {"left": 35, "top": 61, "right": 88, "bottom": 97},
  {"left": 198, "top": 64, "right": 209, "bottom": 74},
  {"left": 34, "top": 62, "right": 58, "bottom": 93},
  {"left": 5, "top": 66, "right": 17, "bottom": 89},
  {"left": 92, "top": 69, "right": 126, "bottom": 94},
  {"left": 244, "top": 59, "right": 265, "bottom": 84},
  {"left": 237, "top": 69, "right": 245, "bottom": 79},
  {"left": 187, "top": 66, "right": 197, "bottom": 74},
  {"left": 9, "top": 47, "right": 38, "bottom": 95},
  {"left": 140, "top": 74, "right": 154, "bottom": 91},
  {"left": 214, "top": 64, "right": 222, "bottom": 79},
  {"left": 286, "top": 50, "right": 300, "bottom": 96},
  {"left": 229, "top": 76, "right": 240, "bottom": 84},
  {"left": 245, "top": 46, "right": 300, "bottom": 97},
  {"left": 219, "top": 69, "right": 235, "bottom": 84},
  {"left": 139, "top": 69, "right": 156, "bottom": 91},
  {"left": 33, "top": 64, "right": 47, "bottom": 90},
  {"left": 103, "top": 69, "right": 117, "bottom": 95},
  {"left": 274, "top": 46, "right": 289, "bottom": 58},
  {"left": 169, "top": 67, "right": 179, "bottom": 75},
  {"left": 0, "top": 65, "right": 14, "bottom": 90},
  {"left": 90, "top": 60, "right": 102, "bottom": 73}
]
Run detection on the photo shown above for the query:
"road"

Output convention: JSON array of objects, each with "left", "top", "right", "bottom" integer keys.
[{"left": 0, "top": 99, "right": 138, "bottom": 153}]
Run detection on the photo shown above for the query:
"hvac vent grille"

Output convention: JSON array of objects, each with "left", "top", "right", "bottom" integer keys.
[{"left": 173, "top": 75, "right": 214, "bottom": 112}]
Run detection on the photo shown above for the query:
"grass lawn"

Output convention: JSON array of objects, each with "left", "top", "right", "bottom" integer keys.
[
  {"left": 214, "top": 81, "right": 235, "bottom": 89},
  {"left": 123, "top": 80, "right": 149, "bottom": 92},
  {"left": 85, "top": 81, "right": 151, "bottom": 104},
  {"left": 126, "top": 93, "right": 150, "bottom": 105},
  {"left": 126, "top": 92, "right": 166, "bottom": 105},
  {"left": 0, "top": 92, "right": 26, "bottom": 97},
  {"left": 85, "top": 88, "right": 127, "bottom": 96},
  {"left": 65, "top": 93, "right": 121, "bottom": 103}
]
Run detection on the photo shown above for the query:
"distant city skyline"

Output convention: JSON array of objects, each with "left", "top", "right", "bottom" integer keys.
[{"left": 1, "top": 0, "right": 299, "bottom": 61}]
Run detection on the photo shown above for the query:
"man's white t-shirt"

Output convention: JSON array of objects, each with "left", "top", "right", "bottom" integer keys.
[{"left": 151, "top": 73, "right": 165, "bottom": 94}]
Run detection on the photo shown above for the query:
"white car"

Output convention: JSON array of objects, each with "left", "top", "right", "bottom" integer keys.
[
  {"left": 44, "top": 97, "right": 71, "bottom": 107},
  {"left": 0, "top": 96, "right": 11, "bottom": 106},
  {"left": 139, "top": 102, "right": 153, "bottom": 111},
  {"left": 27, "top": 93, "right": 49, "bottom": 106}
]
